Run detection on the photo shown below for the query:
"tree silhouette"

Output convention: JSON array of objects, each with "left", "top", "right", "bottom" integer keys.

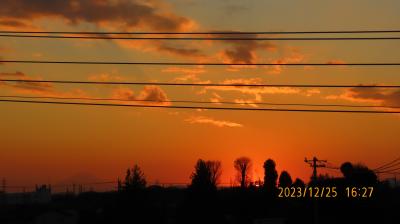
[
  {"left": 340, "top": 162, "right": 377, "bottom": 185},
  {"left": 278, "top": 171, "right": 293, "bottom": 188},
  {"left": 189, "top": 159, "right": 221, "bottom": 191},
  {"left": 263, "top": 159, "right": 278, "bottom": 192},
  {"left": 183, "top": 159, "right": 223, "bottom": 224},
  {"left": 234, "top": 157, "right": 252, "bottom": 188},
  {"left": 208, "top": 160, "right": 222, "bottom": 187},
  {"left": 124, "top": 164, "right": 146, "bottom": 191},
  {"left": 292, "top": 178, "right": 305, "bottom": 187},
  {"left": 117, "top": 178, "right": 123, "bottom": 192},
  {"left": 340, "top": 162, "right": 354, "bottom": 179}
]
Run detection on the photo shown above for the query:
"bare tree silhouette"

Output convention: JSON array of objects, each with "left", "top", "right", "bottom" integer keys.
[
  {"left": 234, "top": 157, "right": 252, "bottom": 188},
  {"left": 184, "top": 159, "right": 223, "bottom": 224},
  {"left": 190, "top": 159, "right": 221, "bottom": 191}
]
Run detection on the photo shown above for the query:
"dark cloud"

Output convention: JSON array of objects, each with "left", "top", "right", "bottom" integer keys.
[
  {"left": 0, "top": 71, "right": 87, "bottom": 97},
  {"left": 352, "top": 87, "right": 400, "bottom": 107},
  {"left": 347, "top": 88, "right": 387, "bottom": 101},
  {"left": 157, "top": 43, "right": 204, "bottom": 57},
  {"left": 224, "top": 45, "right": 255, "bottom": 64},
  {"left": 12, "top": 82, "right": 53, "bottom": 92},
  {"left": 112, "top": 85, "right": 170, "bottom": 106},
  {"left": 0, "top": 0, "right": 194, "bottom": 31},
  {"left": 0, "top": 71, "right": 26, "bottom": 77},
  {"left": 138, "top": 85, "right": 169, "bottom": 102},
  {"left": 0, "top": 19, "right": 32, "bottom": 28},
  {"left": 214, "top": 32, "right": 276, "bottom": 63},
  {"left": 0, "top": 1, "right": 283, "bottom": 65},
  {"left": 331, "top": 87, "right": 400, "bottom": 107},
  {"left": 0, "top": 71, "right": 53, "bottom": 93}
]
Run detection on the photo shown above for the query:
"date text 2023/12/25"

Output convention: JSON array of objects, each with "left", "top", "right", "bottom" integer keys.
[{"left": 277, "top": 186, "right": 374, "bottom": 198}]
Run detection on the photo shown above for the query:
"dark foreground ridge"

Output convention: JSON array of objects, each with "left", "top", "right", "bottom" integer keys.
[{"left": 1, "top": 159, "right": 399, "bottom": 224}]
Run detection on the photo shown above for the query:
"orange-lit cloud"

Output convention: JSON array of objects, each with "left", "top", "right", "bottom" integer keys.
[
  {"left": 0, "top": 71, "right": 88, "bottom": 97},
  {"left": 197, "top": 77, "right": 320, "bottom": 102},
  {"left": 0, "top": 71, "right": 25, "bottom": 78},
  {"left": 326, "top": 59, "right": 346, "bottom": 65},
  {"left": 112, "top": 85, "right": 170, "bottom": 106},
  {"left": 185, "top": 115, "right": 243, "bottom": 128},
  {"left": 162, "top": 66, "right": 206, "bottom": 75},
  {"left": 0, "top": 0, "right": 201, "bottom": 58},
  {"left": 233, "top": 99, "right": 259, "bottom": 108},
  {"left": 0, "top": 18, "right": 41, "bottom": 31},
  {"left": 0, "top": 19, "right": 29, "bottom": 28},
  {"left": 0, "top": 0, "right": 195, "bottom": 32},
  {"left": 201, "top": 78, "right": 301, "bottom": 101},
  {"left": 162, "top": 66, "right": 206, "bottom": 82},
  {"left": 209, "top": 92, "right": 222, "bottom": 103},
  {"left": 116, "top": 39, "right": 206, "bottom": 61},
  {"left": 88, "top": 73, "right": 125, "bottom": 82},
  {"left": 305, "top": 89, "right": 321, "bottom": 97},
  {"left": 211, "top": 32, "right": 277, "bottom": 72},
  {"left": 218, "top": 35, "right": 277, "bottom": 64},
  {"left": 0, "top": 71, "right": 53, "bottom": 95},
  {"left": 266, "top": 48, "right": 305, "bottom": 74},
  {"left": 0, "top": 0, "right": 201, "bottom": 61},
  {"left": 326, "top": 87, "right": 400, "bottom": 107},
  {"left": 157, "top": 43, "right": 204, "bottom": 57}
]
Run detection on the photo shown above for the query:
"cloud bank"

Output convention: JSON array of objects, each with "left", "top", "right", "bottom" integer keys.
[{"left": 185, "top": 115, "right": 243, "bottom": 128}]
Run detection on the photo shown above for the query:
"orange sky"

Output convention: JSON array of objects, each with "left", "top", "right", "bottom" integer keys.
[{"left": 0, "top": 0, "right": 400, "bottom": 191}]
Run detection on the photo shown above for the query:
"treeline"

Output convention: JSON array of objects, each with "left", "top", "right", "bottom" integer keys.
[
  {"left": 105, "top": 158, "right": 390, "bottom": 224},
  {"left": 118, "top": 157, "right": 379, "bottom": 192},
  {"left": 9, "top": 158, "right": 393, "bottom": 224}
]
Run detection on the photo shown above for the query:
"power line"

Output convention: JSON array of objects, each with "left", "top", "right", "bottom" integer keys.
[
  {"left": 304, "top": 156, "right": 327, "bottom": 182},
  {"left": 375, "top": 162, "right": 400, "bottom": 172},
  {"left": 1, "top": 34, "right": 400, "bottom": 41},
  {"left": 2, "top": 30, "right": 400, "bottom": 35},
  {"left": 322, "top": 166, "right": 341, "bottom": 173},
  {"left": 378, "top": 171, "right": 400, "bottom": 175},
  {"left": 2, "top": 79, "right": 400, "bottom": 88},
  {"left": 1, "top": 98, "right": 399, "bottom": 113},
  {"left": 376, "top": 167, "right": 400, "bottom": 173},
  {"left": 1, "top": 60, "right": 400, "bottom": 66},
  {"left": 323, "top": 161, "right": 340, "bottom": 171},
  {"left": 0, "top": 95, "right": 397, "bottom": 109},
  {"left": 374, "top": 157, "right": 400, "bottom": 171}
]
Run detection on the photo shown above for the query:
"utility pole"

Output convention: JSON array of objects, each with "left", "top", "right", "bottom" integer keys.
[
  {"left": 305, "top": 157, "right": 327, "bottom": 182},
  {"left": 305, "top": 156, "right": 327, "bottom": 224}
]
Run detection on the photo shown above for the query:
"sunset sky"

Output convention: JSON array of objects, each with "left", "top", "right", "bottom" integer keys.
[{"left": 1, "top": 0, "right": 400, "bottom": 191}]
